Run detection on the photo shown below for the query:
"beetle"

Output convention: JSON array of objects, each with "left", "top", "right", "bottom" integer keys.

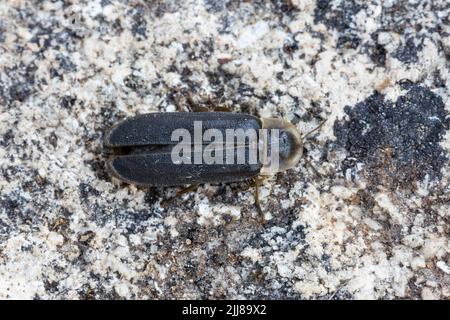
[{"left": 104, "top": 111, "right": 323, "bottom": 212}]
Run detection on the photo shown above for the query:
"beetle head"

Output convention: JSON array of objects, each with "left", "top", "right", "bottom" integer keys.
[{"left": 260, "top": 118, "right": 303, "bottom": 175}]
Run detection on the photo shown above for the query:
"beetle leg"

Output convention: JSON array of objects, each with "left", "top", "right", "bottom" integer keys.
[
  {"left": 186, "top": 93, "right": 210, "bottom": 112},
  {"left": 161, "top": 184, "right": 199, "bottom": 207},
  {"left": 232, "top": 177, "right": 265, "bottom": 216},
  {"left": 185, "top": 93, "right": 233, "bottom": 112},
  {"left": 248, "top": 177, "right": 265, "bottom": 217},
  {"left": 302, "top": 119, "right": 327, "bottom": 140},
  {"left": 173, "top": 89, "right": 188, "bottom": 112},
  {"left": 213, "top": 105, "right": 232, "bottom": 112},
  {"left": 176, "top": 183, "right": 200, "bottom": 196},
  {"left": 209, "top": 97, "right": 232, "bottom": 112},
  {"left": 253, "top": 178, "right": 263, "bottom": 217},
  {"left": 200, "top": 93, "right": 232, "bottom": 112},
  {"left": 192, "top": 105, "right": 210, "bottom": 112}
]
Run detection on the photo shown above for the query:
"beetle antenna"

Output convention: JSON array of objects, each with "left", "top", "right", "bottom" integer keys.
[{"left": 302, "top": 119, "right": 326, "bottom": 140}]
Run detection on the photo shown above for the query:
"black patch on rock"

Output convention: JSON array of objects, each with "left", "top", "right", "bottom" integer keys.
[
  {"left": 56, "top": 54, "right": 77, "bottom": 72},
  {"left": 116, "top": 209, "right": 153, "bottom": 234},
  {"left": 101, "top": 0, "right": 111, "bottom": 6},
  {"left": 144, "top": 189, "right": 161, "bottom": 205},
  {"left": 1, "top": 198, "right": 20, "bottom": 220},
  {"left": 394, "top": 37, "right": 422, "bottom": 64},
  {"left": 1, "top": 129, "right": 14, "bottom": 147},
  {"left": 268, "top": 0, "right": 299, "bottom": 17},
  {"left": 124, "top": 74, "right": 144, "bottom": 91},
  {"left": 60, "top": 95, "right": 76, "bottom": 110},
  {"left": 1, "top": 62, "right": 38, "bottom": 106},
  {"left": 79, "top": 183, "right": 101, "bottom": 202},
  {"left": 8, "top": 83, "right": 33, "bottom": 103},
  {"left": 432, "top": 69, "right": 446, "bottom": 89},
  {"left": 314, "top": 0, "right": 362, "bottom": 33},
  {"left": 336, "top": 33, "right": 361, "bottom": 49},
  {"left": 0, "top": 21, "right": 5, "bottom": 43},
  {"left": 314, "top": 0, "right": 364, "bottom": 52},
  {"left": 131, "top": 8, "right": 147, "bottom": 39},
  {"left": 333, "top": 85, "right": 449, "bottom": 189},
  {"left": 367, "top": 40, "right": 387, "bottom": 67},
  {"left": 204, "top": 0, "right": 228, "bottom": 12}
]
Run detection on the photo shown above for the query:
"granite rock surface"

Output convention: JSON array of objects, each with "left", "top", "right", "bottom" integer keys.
[{"left": 0, "top": 0, "right": 449, "bottom": 299}]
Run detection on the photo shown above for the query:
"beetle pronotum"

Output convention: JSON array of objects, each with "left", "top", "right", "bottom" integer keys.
[{"left": 105, "top": 112, "right": 323, "bottom": 212}]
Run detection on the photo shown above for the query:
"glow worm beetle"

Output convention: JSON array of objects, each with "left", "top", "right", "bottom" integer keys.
[{"left": 104, "top": 111, "right": 324, "bottom": 212}]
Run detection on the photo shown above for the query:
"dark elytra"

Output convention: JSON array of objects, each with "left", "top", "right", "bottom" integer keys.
[{"left": 105, "top": 112, "right": 264, "bottom": 186}]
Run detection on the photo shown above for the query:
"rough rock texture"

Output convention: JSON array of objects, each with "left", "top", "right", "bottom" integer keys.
[{"left": 0, "top": 0, "right": 449, "bottom": 299}]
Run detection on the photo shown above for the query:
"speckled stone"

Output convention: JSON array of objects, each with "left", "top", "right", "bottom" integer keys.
[{"left": 0, "top": 0, "right": 449, "bottom": 299}]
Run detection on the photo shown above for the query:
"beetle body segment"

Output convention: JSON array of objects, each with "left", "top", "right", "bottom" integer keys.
[
  {"left": 108, "top": 147, "right": 262, "bottom": 186},
  {"left": 105, "top": 112, "right": 303, "bottom": 187},
  {"left": 106, "top": 112, "right": 262, "bottom": 186},
  {"left": 105, "top": 112, "right": 261, "bottom": 147},
  {"left": 259, "top": 118, "right": 303, "bottom": 175}
]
